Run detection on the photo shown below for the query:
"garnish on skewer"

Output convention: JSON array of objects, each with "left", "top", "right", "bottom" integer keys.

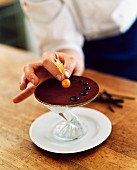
[{"left": 53, "top": 58, "right": 71, "bottom": 88}]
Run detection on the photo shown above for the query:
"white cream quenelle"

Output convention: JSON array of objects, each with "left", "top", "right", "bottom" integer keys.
[{"left": 20, "top": 0, "right": 137, "bottom": 56}]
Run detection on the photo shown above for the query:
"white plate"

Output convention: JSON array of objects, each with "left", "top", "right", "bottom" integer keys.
[{"left": 29, "top": 107, "right": 112, "bottom": 154}]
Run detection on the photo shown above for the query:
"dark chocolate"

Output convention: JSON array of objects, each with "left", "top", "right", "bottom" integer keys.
[{"left": 34, "top": 76, "right": 99, "bottom": 106}]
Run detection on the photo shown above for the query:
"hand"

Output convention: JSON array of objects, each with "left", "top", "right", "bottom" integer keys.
[
  {"left": 12, "top": 61, "right": 53, "bottom": 103},
  {"left": 42, "top": 50, "right": 85, "bottom": 79},
  {"left": 12, "top": 50, "right": 85, "bottom": 103}
]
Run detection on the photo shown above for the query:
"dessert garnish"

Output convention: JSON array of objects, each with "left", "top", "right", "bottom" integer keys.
[
  {"left": 53, "top": 58, "right": 71, "bottom": 88},
  {"left": 84, "top": 86, "right": 91, "bottom": 90},
  {"left": 70, "top": 96, "right": 80, "bottom": 101},
  {"left": 80, "top": 92, "right": 88, "bottom": 96},
  {"left": 83, "top": 82, "right": 89, "bottom": 86},
  {"left": 61, "top": 79, "right": 71, "bottom": 88},
  {"left": 53, "top": 58, "right": 65, "bottom": 76}
]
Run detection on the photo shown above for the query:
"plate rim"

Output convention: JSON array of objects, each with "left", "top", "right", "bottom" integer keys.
[{"left": 29, "top": 107, "right": 112, "bottom": 154}]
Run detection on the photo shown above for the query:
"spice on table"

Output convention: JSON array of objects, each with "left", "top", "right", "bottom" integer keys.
[{"left": 94, "top": 90, "right": 135, "bottom": 112}]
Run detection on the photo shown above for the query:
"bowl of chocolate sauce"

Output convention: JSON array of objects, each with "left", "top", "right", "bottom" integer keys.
[{"left": 34, "top": 76, "right": 99, "bottom": 106}]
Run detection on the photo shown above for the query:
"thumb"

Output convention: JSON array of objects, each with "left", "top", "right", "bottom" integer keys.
[{"left": 63, "top": 59, "right": 77, "bottom": 78}]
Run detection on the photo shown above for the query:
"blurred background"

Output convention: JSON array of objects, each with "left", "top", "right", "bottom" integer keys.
[{"left": 0, "top": 0, "right": 39, "bottom": 53}]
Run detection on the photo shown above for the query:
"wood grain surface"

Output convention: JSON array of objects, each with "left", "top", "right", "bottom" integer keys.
[
  {"left": 0, "top": 44, "right": 137, "bottom": 170},
  {"left": 0, "top": 0, "right": 15, "bottom": 5}
]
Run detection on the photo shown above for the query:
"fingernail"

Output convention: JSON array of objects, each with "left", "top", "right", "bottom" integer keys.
[
  {"left": 56, "top": 74, "right": 62, "bottom": 81},
  {"left": 65, "top": 70, "right": 70, "bottom": 78}
]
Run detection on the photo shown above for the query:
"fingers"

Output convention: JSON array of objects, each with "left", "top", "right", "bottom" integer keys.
[
  {"left": 63, "top": 57, "right": 76, "bottom": 78},
  {"left": 19, "top": 62, "right": 41, "bottom": 91},
  {"left": 24, "top": 62, "right": 41, "bottom": 86},
  {"left": 56, "top": 52, "right": 84, "bottom": 78},
  {"left": 72, "top": 57, "right": 85, "bottom": 76},
  {"left": 12, "top": 85, "right": 36, "bottom": 103},
  {"left": 20, "top": 73, "right": 28, "bottom": 90},
  {"left": 42, "top": 51, "right": 84, "bottom": 80},
  {"left": 42, "top": 52, "right": 65, "bottom": 81},
  {"left": 43, "top": 52, "right": 80, "bottom": 79},
  {"left": 14, "top": 62, "right": 42, "bottom": 103},
  {"left": 73, "top": 66, "right": 84, "bottom": 76}
]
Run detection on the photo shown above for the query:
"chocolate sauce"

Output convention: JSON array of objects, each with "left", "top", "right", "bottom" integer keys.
[{"left": 34, "top": 76, "right": 99, "bottom": 106}]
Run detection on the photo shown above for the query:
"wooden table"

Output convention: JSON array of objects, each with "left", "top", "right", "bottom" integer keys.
[
  {"left": 0, "top": 44, "right": 137, "bottom": 170},
  {"left": 0, "top": 0, "right": 15, "bottom": 6}
]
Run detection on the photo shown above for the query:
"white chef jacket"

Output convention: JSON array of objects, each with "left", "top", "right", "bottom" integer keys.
[{"left": 20, "top": 0, "right": 137, "bottom": 57}]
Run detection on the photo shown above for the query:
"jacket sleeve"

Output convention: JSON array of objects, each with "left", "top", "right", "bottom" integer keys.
[{"left": 20, "top": 0, "right": 84, "bottom": 57}]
